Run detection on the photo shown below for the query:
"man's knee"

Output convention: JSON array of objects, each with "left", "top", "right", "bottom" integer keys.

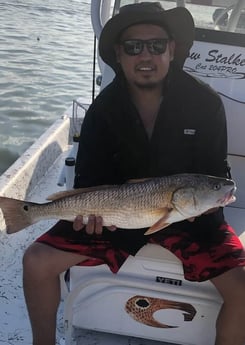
[
  {"left": 23, "top": 241, "right": 86, "bottom": 276},
  {"left": 23, "top": 242, "right": 54, "bottom": 275}
]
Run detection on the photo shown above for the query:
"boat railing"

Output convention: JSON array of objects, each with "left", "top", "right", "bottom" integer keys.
[{"left": 57, "top": 99, "right": 89, "bottom": 189}]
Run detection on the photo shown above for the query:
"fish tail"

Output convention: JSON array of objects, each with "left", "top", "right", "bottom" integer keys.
[{"left": 0, "top": 196, "right": 35, "bottom": 234}]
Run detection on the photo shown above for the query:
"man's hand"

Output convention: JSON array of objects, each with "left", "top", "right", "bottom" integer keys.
[{"left": 73, "top": 215, "right": 117, "bottom": 235}]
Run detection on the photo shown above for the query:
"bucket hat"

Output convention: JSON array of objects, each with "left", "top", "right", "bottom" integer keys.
[{"left": 99, "top": 2, "right": 195, "bottom": 70}]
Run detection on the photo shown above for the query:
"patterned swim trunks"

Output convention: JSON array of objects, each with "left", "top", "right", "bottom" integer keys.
[
  {"left": 36, "top": 216, "right": 245, "bottom": 282},
  {"left": 150, "top": 222, "right": 245, "bottom": 281}
]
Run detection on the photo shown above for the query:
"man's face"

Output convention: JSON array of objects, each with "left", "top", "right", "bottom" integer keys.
[{"left": 115, "top": 24, "right": 175, "bottom": 89}]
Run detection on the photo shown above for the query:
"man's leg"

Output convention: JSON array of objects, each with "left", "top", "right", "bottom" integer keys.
[
  {"left": 23, "top": 242, "right": 88, "bottom": 345},
  {"left": 211, "top": 266, "right": 245, "bottom": 345}
]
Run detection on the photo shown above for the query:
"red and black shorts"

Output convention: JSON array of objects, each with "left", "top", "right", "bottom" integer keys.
[{"left": 36, "top": 217, "right": 245, "bottom": 282}]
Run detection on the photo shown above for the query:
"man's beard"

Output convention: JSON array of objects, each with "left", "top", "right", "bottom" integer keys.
[{"left": 134, "top": 80, "right": 160, "bottom": 90}]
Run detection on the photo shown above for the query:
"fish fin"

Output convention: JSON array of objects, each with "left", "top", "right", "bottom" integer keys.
[
  {"left": 47, "top": 185, "right": 115, "bottom": 201},
  {"left": 144, "top": 208, "right": 173, "bottom": 235},
  {"left": 145, "top": 221, "right": 170, "bottom": 235},
  {"left": 47, "top": 189, "right": 85, "bottom": 201},
  {"left": 0, "top": 197, "right": 35, "bottom": 234},
  {"left": 126, "top": 178, "right": 152, "bottom": 183}
]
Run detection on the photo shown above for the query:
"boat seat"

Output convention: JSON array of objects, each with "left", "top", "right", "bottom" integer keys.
[{"left": 63, "top": 241, "right": 222, "bottom": 345}]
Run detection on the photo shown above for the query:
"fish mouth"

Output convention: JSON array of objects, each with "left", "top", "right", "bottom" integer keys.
[{"left": 218, "top": 187, "right": 236, "bottom": 206}]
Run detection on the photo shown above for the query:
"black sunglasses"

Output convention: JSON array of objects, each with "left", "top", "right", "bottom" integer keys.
[{"left": 120, "top": 38, "right": 169, "bottom": 56}]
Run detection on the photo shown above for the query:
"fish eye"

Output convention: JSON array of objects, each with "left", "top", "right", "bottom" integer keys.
[
  {"left": 213, "top": 183, "right": 221, "bottom": 191},
  {"left": 135, "top": 298, "right": 150, "bottom": 309}
]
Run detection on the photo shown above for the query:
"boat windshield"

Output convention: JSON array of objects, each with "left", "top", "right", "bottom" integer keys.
[{"left": 117, "top": 0, "right": 245, "bottom": 37}]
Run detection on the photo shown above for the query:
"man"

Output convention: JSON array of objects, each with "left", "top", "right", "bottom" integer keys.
[{"left": 23, "top": 3, "right": 245, "bottom": 345}]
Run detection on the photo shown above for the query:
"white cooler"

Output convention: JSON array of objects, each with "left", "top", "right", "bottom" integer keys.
[{"left": 63, "top": 244, "right": 222, "bottom": 345}]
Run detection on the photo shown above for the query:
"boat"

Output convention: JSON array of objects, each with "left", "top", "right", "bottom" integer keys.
[{"left": 0, "top": 1, "right": 245, "bottom": 344}]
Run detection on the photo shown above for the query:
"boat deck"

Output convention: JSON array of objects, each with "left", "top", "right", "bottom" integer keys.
[{"left": 0, "top": 148, "right": 66, "bottom": 344}]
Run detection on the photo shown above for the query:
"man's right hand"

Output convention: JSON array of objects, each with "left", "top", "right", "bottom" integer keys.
[{"left": 73, "top": 215, "right": 117, "bottom": 235}]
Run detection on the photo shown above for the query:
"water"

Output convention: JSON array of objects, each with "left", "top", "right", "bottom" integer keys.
[{"left": 0, "top": 0, "right": 98, "bottom": 174}]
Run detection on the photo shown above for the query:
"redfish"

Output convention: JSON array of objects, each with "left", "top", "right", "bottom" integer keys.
[{"left": 0, "top": 174, "right": 236, "bottom": 235}]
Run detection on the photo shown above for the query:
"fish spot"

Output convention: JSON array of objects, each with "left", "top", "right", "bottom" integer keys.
[{"left": 23, "top": 205, "right": 29, "bottom": 211}]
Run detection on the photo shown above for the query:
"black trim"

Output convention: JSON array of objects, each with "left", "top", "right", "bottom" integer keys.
[{"left": 195, "top": 28, "right": 245, "bottom": 47}]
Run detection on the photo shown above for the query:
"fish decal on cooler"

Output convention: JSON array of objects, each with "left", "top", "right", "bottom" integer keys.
[{"left": 125, "top": 295, "right": 196, "bottom": 328}]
